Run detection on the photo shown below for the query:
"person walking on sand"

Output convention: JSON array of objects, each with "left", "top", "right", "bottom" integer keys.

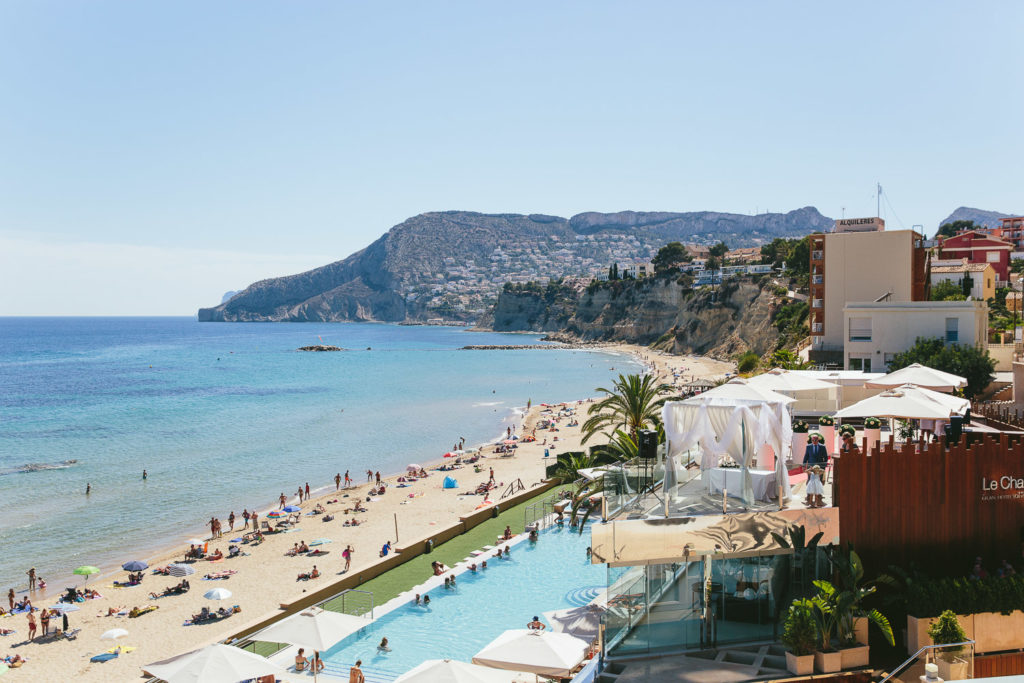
[
  {"left": 305, "top": 482, "right": 310, "bottom": 498},
  {"left": 349, "top": 660, "right": 365, "bottom": 683},
  {"left": 27, "top": 611, "right": 37, "bottom": 640},
  {"left": 242, "top": 509, "right": 250, "bottom": 529},
  {"left": 8, "top": 588, "right": 14, "bottom": 610},
  {"left": 298, "top": 486, "right": 304, "bottom": 503},
  {"left": 209, "top": 517, "right": 217, "bottom": 538},
  {"left": 228, "top": 511, "right": 235, "bottom": 531},
  {"left": 279, "top": 493, "right": 286, "bottom": 509},
  {"left": 335, "top": 473, "right": 341, "bottom": 491},
  {"left": 345, "top": 470, "right": 351, "bottom": 488},
  {"left": 343, "top": 545, "right": 353, "bottom": 572},
  {"left": 488, "top": 468, "right": 495, "bottom": 485},
  {"left": 26, "top": 568, "right": 36, "bottom": 591},
  {"left": 366, "top": 469, "right": 373, "bottom": 482},
  {"left": 375, "top": 471, "right": 381, "bottom": 486}
]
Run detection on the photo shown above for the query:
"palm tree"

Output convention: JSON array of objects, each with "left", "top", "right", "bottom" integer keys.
[
  {"left": 566, "top": 429, "right": 639, "bottom": 534},
  {"left": 581, "top": 373, "right": 672, "bottom": 444}
]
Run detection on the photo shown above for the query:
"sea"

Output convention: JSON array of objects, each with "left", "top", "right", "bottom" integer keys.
[{"left": 0, "top": 317, "right": 640, "bottom": 593}]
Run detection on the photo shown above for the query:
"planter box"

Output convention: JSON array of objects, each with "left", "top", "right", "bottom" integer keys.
[
  {"left": 974, "top": 610, "right": 1024, "bottom": 654},
  {"left": 864, "top": 428, "right": 880, "bottom": 451},
  {"left": 814, "top": 650, "right": 842, "bottom": 673},
  {"left": 907, "top": 614, "right": 974, "bottom": 655},
  {"left": 853, "top": 616, "right": 869, "bottom": 646},
  {"left": 786, "top": 651, "right": 814, "bottom": 676},
  {"left": 791, "top": 434, "right": 808, "bottom": 465},
  {"left": 840, "top": 644, "right": 870, "bottom": 669},
  {"left": 819, "top": 425, "right": 836, "bottom": 455},
  {"left": 937, "top": 656, "right": 970, "bottom": 681}
]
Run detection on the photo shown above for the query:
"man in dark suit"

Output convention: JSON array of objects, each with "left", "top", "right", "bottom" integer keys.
[{"left": 802, "top": 433, "right": 828, "bottom": 505}]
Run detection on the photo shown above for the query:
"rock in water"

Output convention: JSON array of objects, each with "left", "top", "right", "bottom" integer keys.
[{"left": 297, "top": 345, "right": 345, "bottom": 352}]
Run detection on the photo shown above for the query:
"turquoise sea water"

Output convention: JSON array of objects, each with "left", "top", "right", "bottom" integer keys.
[{"left": 0, "top": 318, "right": 638, "bottom": 593}]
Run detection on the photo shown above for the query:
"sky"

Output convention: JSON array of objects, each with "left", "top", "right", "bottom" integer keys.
[{"left": 1, "top": 1, "right": 1022, "bottom": 315}]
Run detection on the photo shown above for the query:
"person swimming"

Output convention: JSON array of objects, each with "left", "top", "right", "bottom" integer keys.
[{"left": 377, "top": 637, "right": 391, "bottom": 652}]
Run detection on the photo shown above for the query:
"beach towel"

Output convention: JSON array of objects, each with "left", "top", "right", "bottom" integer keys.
[{"left": 91, "top": 652, "right": 118, "bottom": 663}]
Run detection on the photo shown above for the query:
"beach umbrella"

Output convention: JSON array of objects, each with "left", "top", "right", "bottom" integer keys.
[
  {"left": 682, "top": 379, "right": 796, "bottom": 406},
  {"left": 101, "top": 628, "right": 129, "bottom": 641},
  {"left": 267, "top": 511, "right": 285, "bottom": 518},
  {"left": 143, "top": 643, "right": 285, "bottom": 683},
  {"left": 309, "top": 538, "right": 332, "bottom": 546},
  {"left": 864, "top": 363, "right": 967, "bottom": 393},
  {"left": 203, "top": 588, "right": 232, "bottom": 601},
  {"left": 747, "top": 369, "right": 839, "bottom": 394},
  {"left": 472, "top": 629, "right": 588, "bottom": 678},
  {"left": 257, "top": 608, "right": 369, "bottom": 683},
  {"left": 73, "top": 566, "right": 100, "bottom": 586},
  {"left": 283, "top": 505, "right": 301, "bottom": 513},
  {"left": 407, "top": 464, "right": 421, "bottom": 471},
  {"left": 834, "top": 388, "right": 953, "bottom": 420},
  {"left": 541, "top": 605, "right": 604, "bottom": 642},
  {"left": 187, "top": 539, "right": 206, "bottom": 546},
  {"left": 47, "top": 603, "right": 80, "bottom": 614},
  {"left": 167, "top": 563, "right": 195, "bottom": 577},
  {"left": 395, "top": 659, "right": 530, "bottom": 683},
  {"left": 121, "top": 560, "right": 148, "bottom": 572}
]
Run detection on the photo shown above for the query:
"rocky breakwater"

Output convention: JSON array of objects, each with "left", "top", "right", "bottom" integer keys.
[
  {"left": 297, "top": 345, "right": 345, "bottom": 352},
  {"left": 460, "top": 344, "right": 565, "bottom": 351}
]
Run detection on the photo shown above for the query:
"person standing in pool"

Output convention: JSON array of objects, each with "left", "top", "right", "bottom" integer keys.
[
  {"left": 527, "top": 616, "right": 546, "bottom": 630},
  {"left": 349, "top": 660, "right": 365, "bottom": 683}
]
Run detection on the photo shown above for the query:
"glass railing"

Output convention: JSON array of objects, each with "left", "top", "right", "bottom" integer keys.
[
  {"left": 812, "top": 250, "right": 823, "bottom": 260},
  {"left": 812, "top": 275, "right": 823, "bottom": 284},
  {"left": 879, "top": 640, "right": 974, "bottom": 682}
]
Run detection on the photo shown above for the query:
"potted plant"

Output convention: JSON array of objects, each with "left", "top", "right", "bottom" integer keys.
[
  {"left": 810, "top": 581, "right": 842, "bottom": 672},
  {"left": 782, "top": 598, "right": 818, "bottom": 675},
  {"left": 863, "top": 417, "right": 882, "bottom": 450},
  {"left": 791, "top": 419, "right": 809, "bottom": 467},
  {"left": 818, "top": 415, "right": 836, "bottom": 455},
  {"left": 928, "top": 610, "right": 970, "bottom": 680},
  {"left": 829, "top": 547, "right": 895, "bottom": 668}
]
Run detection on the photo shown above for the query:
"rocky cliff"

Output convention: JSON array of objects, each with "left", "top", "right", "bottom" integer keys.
[
  {"left": 938, "top": 207, "right": 1017, "bottom": 231},
  {"left": 491, "top": 277, "right": 784, "bottom": 358},
  {"left": 199, "top": 208, "right": 830, "bottom": 322}
]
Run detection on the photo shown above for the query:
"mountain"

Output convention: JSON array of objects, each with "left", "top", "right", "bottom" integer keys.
[
  {"left": 198, "top": 207, "right": 831, "bottom": 322},
  {"left": 220, "top": 290, "right": 241, "bottom": 304},
  {"left": 938, "top": 207, "right": 1017, "bottom": 232}
]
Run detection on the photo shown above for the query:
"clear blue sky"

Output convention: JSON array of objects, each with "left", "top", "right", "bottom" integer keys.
[{"left": 2, "top": 1, "right": 1021, "bottom": 315}]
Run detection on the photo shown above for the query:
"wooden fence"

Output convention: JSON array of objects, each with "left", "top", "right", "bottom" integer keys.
[{"left": 835, "top": 435, "right": 1024, "bottom": 575}]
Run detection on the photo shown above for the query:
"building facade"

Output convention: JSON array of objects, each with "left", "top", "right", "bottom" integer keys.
[
  {"left": 929, "top": 260, "right": 996, "bottom": 301},
  {"left": 937, "top": 230, "right": 1013, "bottom": 283},
  {"left": 842, "top": 300, "right": 988, "bottom": 371},
  {"left": 994, "top": 216, "right": 1024, "bottom": 249},
  {"left": 809, "top": 224, "right": 928, "bottom": 362}
]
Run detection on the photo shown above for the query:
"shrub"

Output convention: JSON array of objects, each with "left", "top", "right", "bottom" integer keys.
[
  {"left": 736, "top": 350, "right": 760, "bottom": 374},
  {"left": 928, "top": 610, "right": 968, "bottom": 657},
  {"left": 818, "top": 415, "right": 835, "bottom": 427},
  {"left": 864, "top": 417, "right": 881, "bottom": 429},
  {"left": 838, "top": 424, "right": 856, "bottom": 437},
  {"left": 907, "top": 575, "right": 1024, "bottom": 617},
  {"left": 792, "top": 419, "right": 809, "bottom": 433},
  {"left": 782, "top": 598, "right": 819, "bottom": 656}
]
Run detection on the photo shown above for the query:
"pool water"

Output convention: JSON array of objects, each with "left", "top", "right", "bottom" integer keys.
[{"left": 322, "top": 524, "right": 604, "bottom": 681}]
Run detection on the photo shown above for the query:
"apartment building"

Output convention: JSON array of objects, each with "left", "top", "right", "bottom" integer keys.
[
  {"left": 937, "top": 230, "right": 1013, "bottom": 283},
  {"left": 843, "top": 300, "right": 988, "bottom": 371},
  {"left": 809, "top": 220, "right": 927, "bottom": 364}
]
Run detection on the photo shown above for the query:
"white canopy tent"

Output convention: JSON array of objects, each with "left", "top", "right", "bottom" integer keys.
[
  {"left": 864, "top": 363, "right": 967, "bottom": 393},
  {"left": 663, "top": 380, "right": 794, "bottom": 507},
  {"left": 472, "top": 630, "right": 589, "bottom": 678},
  {"left": 834, "top": 387, "right": 954, "bottom": 420},
  {"left": 143, "top": 643, "right": 284, "bottom": 683},
  {"left": 747, "top": 369, "right": 840, "bottom": 394},
  {"left": 395, "top": 659, "right": 533, "bottom": 683}
]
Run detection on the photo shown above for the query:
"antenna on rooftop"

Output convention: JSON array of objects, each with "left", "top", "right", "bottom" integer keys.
[{"left": 876, "top": 182, "right": 882, "bottom": 218}]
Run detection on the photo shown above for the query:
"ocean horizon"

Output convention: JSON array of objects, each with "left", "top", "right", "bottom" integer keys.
[{"left": 0, "top": 317, "right": 640, "bottom": 592}]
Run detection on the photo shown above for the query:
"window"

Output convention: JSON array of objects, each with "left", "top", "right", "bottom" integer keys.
[
  {"left": 848, "top": 355, "right": 872, "bottom": 372},
  {"left": 987, "top": 251, "right": 1000, "bottom": 262},
  {"left": 849, "top": 317, "right": 872, "bottom": 342},
  {"left": 946, "top": 317, "right": 959, "bottom": 343},
  {"left": 884, "top": 353, "right": 896, "bottom": 369}
]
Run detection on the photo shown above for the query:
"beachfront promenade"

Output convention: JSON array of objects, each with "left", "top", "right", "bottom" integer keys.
[{"left": 2, "top": 348, "right": 732, "bottom": 682}]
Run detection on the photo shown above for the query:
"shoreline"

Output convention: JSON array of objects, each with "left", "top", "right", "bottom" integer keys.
[{"left": 3, "top": 344, "right": 732, "bottom": 683}]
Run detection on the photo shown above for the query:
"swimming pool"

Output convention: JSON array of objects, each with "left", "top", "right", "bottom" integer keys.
[{"left": 320, "top": 524, "right": 604, "bottom": 681}]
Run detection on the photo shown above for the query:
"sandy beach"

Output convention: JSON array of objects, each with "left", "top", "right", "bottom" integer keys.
[{"left": 0, "top": 347, "right": 732, "bottom": 682}]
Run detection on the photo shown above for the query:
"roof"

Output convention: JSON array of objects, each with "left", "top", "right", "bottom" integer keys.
[{"left": 931, "top": 263, "right": 993, "bottom": 273}]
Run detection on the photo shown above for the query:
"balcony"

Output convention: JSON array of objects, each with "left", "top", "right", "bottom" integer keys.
[
  {"left": 812, "top": 275, "right": 823, "bottom": 285},
  {"left": 812, "top": 323, "right": 823, "bottom": 333},
  {"left": 812, "top": 299, "right": 823, "bottom": 309},
  {"left": 811, "top": 250, "right": 823, "bottom": 260}
]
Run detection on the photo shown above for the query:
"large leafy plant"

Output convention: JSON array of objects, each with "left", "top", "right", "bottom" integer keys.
[{"left": 782, "top": 598, "right": 819, "bottom": 656}]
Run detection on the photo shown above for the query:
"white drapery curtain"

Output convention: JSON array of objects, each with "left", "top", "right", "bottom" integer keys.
[{"left": 662, "top": 399, "right": 793, "bottom": 505}]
